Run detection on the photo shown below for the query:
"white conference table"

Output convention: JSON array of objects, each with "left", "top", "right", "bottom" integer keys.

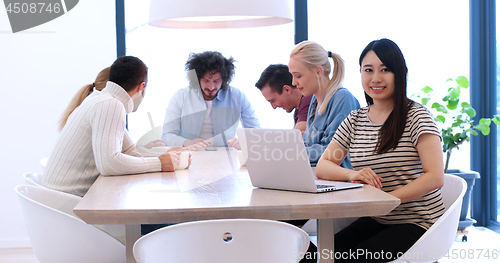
[{"left": 74, "top": 148, "right": 400, "bottom": 263}]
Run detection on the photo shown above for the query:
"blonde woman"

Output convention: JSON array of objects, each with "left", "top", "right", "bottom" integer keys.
[
  {"left": 58, "top": 67, "right": 110, "bottom": 131},
  {"left": 289, "top": 41, "right": 360, "bottom": 167}
]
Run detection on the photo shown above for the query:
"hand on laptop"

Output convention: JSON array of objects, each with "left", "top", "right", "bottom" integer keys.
[
  {"left": 143, "top": 139, "right": 166, "bottom": 149},
  {"left": 183, "top": 138, "right": 211, "bottom": 151},
  {"left": 226, "top": 137, "right": 241, "bottom": 150},
  {"left": 349, "top": 168, "right": 383, "bottom": 189}
]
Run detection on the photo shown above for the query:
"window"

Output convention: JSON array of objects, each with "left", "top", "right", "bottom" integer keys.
[
  {"left": 308, "top": 0, "right": 470, "bottom": 170},
  {"left": 124, "top": 0, "right": 295, "bottom": 142},
  {"left": 469, "top": 0, "right": 498, "bottom": 230},
  {"left": 496, "top": 0, "right": 500, "bottom": 223}
]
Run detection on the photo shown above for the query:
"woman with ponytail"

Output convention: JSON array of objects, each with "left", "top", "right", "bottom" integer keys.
[
  {"left": 58, "top": 67, "right": 110, "bottom": 131},
  {"left": 289, "top": 41, "right": 360, "bottom": 167}
]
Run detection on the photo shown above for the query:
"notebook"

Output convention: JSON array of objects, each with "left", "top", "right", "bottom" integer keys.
[{"left": 236, "top": 128, "right": 363, "bottom": 193}]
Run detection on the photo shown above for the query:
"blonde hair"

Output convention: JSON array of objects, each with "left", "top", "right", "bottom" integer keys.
[
  {"left": 290, "top": 41, "right": 345, "bottom": 114},
  {"left": 58, "top": 67, "right": 110, "bottom": 131}
]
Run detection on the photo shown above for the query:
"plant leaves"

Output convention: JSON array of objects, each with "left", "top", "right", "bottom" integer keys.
[
  {"left": 449, "top": 86, "right": 461, "bottom": 100},
  {"left": 461, "top": 102, "right": 471, "bottom": 108},
  {"left": 447, "top": 98, "right": 459, "bottom": 110},
  {"left": 415, "top": 76, "right": 495, "bottom": 159},
  {"left": 452, "top": 118, "right": 463, "bottom": 127},
  {"left": 432, "top": 102, "right": 448, "bottom": 113},
  {"left": 479, "top": 118, "right": 491, "bottom": 126},
  {"left": 477, "top": 126, "right": 490, "bottom": 136},
  {"left": 422, "top": 86, "right": 433, "bottom": 93},
  {"left": 493, "top": 115, "right": 500, "bottom": 126},
  {"left": 475, "top": 120, "right": 491, "bottom": 135},
  {"left": 455, "top": 76, "right": 469, "bottom": 88},
  {"left": 463, "top": 107, "right": 476, "bottom": 117},
  {"left": 442, "top": 135, "right": 454, "bottom": 152},
  {"left": 436, "top": 115, "right": 446, "bottom": 123}
]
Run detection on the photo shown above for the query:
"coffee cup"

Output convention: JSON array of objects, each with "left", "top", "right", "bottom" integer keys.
[{"left": 176, "top": 151, "right": 190, "bottom": 170}]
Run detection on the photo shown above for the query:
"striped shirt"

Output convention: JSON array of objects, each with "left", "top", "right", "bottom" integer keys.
[
  {"left": 333, "top": 103, "right": 445, "bottom": 230},
  {"left": 43, "top": 82, "right": 161, "bottom": 197}
]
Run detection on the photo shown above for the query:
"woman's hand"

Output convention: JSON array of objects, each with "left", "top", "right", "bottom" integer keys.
[
  {"left": 159, "top": 152, "right": 180, "bottom": 171},
  {"left": 186, "top": 151, "right": 192, "bottom": 169},
  {"left": 143, "top": 139, "right": 165, "bottom": 149},
  {"left": 226, "top": 138, "right": 241, "bottom": 150},
  {"left": 167, "top": 146, "right": 186, "bottom": 152},
  {"left": 183, "top": 138, "right": 211, "bottom": 151},
  {"left": 349, "top": 168, "right": 383, "bottom": 189}
]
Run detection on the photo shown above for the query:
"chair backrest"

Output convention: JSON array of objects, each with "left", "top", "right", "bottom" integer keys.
[
  {"left": 22, "top": 172, "right": 44, "bottom": 187},
  {"left": 39, "top": 157, "right": 48, "bottom": 170},
  {"left": 15, "top": 185, "right": 125, "bottom": 263},
  {"left": 133, "top": 219, "right": 310, "bottom": 263},
  {"left": 390, "top": 173, "right": 467, "bottom": 263}
]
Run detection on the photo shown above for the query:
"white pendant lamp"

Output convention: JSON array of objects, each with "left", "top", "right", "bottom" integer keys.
[{"left": 148, "top": 0, "right": 293, "bottom": 29}]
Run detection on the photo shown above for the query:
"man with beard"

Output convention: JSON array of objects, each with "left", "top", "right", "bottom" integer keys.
[{"left": 162, "top": 51, "right": 260, "bottom": 150}]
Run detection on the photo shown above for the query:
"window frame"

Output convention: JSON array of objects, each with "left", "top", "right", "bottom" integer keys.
[{"left": 470, "top": 0, "right": 499, "bottom": 232}]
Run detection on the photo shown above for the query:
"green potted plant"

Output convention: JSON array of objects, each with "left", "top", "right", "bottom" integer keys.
[{"left": 415, "top": 76, "right": 500, "bottom": 232}]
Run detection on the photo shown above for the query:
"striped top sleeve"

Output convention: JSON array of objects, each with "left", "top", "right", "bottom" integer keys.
[{"left": 332, "top": 102, "right": 444, "bottom": 230}]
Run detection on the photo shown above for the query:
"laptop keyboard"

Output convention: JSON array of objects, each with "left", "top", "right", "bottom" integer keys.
[{"left": 316, "top": 184, "right": 335, "bottom": 189}]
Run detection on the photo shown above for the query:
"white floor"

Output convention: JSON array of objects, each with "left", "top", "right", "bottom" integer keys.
[
  {"left": 439, "top": 227, "right": 500, "bottom": 263},
  {"left": 307, "top": 226, "right": 500, "bottom": 263},
  {"left": 0, "top": 226, "right": 499, "bottom": 262}
]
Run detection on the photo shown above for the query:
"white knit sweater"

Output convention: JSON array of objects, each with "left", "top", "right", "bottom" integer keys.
[{"left": 43, "top": 81, "right": 161, "bottom": 197}]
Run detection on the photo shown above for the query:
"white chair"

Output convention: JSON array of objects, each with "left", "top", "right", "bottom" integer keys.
[
  {"left": 390, "top": 173, "right": 467, "bottom": 263},
  {"left": 22, "top": 172, "right": 44, "bottom": 187},
  {"left": 20, "top": 173, "right": 126, "bottom": 242},
  {"left": 39, "top": 157, "right": 48, "bottom": 170},
  {"left": 15, "top": 185, "right": 125, "bottom": 263},
  {"left": 133, "top": 219, "right": 310, "bottom": 263}
]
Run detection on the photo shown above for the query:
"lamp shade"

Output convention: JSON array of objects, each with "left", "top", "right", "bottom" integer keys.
[{"left": 148, "top": 0, "right": 293, "bottom": 29}]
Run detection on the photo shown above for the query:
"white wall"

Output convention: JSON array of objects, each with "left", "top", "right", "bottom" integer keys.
[
  {"left": 308, "top": 0, "right": 471, "bottom": 171},
  {"left": 0, "top": 1, "right": 116, "bottom": 248}
]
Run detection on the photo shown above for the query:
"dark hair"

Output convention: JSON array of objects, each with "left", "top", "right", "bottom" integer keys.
[
  {"left": 255, "top": 64, "right": 295, "bottom": 94},
  {"left": 359, "top": 38, "right": 414, "bottom": 154},
  {"left": 109, "top": 56, "right": 148, "bottom": 92},
  {"left": 185, "top": 51, "right": 235, "bottom": 90}
]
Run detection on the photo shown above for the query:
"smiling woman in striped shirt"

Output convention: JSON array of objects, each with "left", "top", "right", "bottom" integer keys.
[{"left": 316, "top": 38, "right": 445, "bottom": 262}]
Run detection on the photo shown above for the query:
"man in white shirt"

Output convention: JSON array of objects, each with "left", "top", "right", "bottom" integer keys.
[
  {"left": 162, "top": 51, "right": 260, "bottom": 150},
  {"left": 43, "top": 56, "right": 183, "bottom": 197}
]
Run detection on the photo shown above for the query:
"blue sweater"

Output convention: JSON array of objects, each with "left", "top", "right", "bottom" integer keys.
[{"left": 304, "top": 88, "right": 360, "bottom": 167}]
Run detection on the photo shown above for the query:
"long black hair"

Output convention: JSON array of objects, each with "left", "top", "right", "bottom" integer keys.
[{"left": 359, "top": 38, "right": 414, "bottom": 153}]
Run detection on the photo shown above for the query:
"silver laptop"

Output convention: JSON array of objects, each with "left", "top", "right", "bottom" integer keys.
[{"left": 236, "top": 128, "right": 363, "bottom": 193}]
